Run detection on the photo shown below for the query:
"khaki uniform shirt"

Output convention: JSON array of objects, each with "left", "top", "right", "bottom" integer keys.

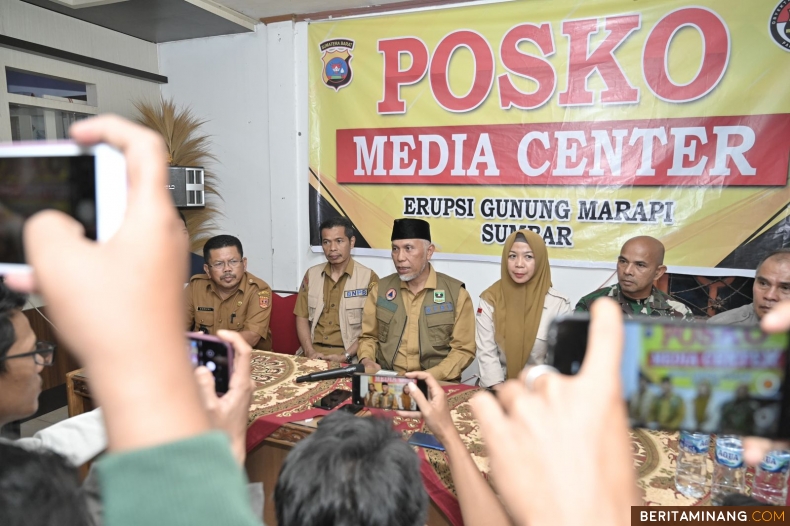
[
  {"left": 475, "top": 288, "right": 572, "bottom": 387},
  {"left": 186, "top": 271, "right": 273, "bottom": 350},
  {"left": 708, "top": 303, "right": 759, "bottom": 325},
  {"left": 294, "top": 259, "right": 378, "bottom": 352},
  {"left": 358, "top": 266, "right": 476, "bottom": 381}
]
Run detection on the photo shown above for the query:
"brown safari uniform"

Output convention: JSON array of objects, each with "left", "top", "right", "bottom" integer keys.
[
  {"left": 186, "top": 271, "right": 273, "bottom": 351},
  {"left": 293, "top": 259, "right": 378, "bottom": 356},
  {"left": 357, "top": 265, "right": 475, "bottom": 382}
]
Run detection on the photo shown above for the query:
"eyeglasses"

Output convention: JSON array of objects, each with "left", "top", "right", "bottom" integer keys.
[
  {"left": 0, "top": 341, "right": 56, "bottom": 366},
  {"left": 210, "top": 259, "right": 242, "bottom": 270}
]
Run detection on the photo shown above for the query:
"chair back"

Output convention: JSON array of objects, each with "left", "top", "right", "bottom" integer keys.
[{"left": 269, "top": 291, "right": 300, "bottom": 355}]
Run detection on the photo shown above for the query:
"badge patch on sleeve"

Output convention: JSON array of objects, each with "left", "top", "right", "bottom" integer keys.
[{"left": 259, "top": 290, "right": 270, "bottom": 309}]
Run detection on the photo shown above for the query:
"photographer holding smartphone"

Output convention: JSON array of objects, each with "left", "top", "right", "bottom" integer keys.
[{"left": 5, "top": 116, "right": 260, "bottom": 526}]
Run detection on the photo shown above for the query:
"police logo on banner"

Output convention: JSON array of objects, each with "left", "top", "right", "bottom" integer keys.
[
  {"left": 320, "top": 39, "right": 354, "bottom": 91},
  {"left": 770, "top": 0, "right": 790, "bottom": 51}
]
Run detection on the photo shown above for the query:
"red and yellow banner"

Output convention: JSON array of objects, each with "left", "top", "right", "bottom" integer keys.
[{"left": 308, "top": 0, "right": 790, "bottom": 273}]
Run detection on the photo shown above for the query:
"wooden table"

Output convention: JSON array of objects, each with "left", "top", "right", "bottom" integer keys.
[{"left": 66, "top": 369, "right": 95, "bottom": 418}]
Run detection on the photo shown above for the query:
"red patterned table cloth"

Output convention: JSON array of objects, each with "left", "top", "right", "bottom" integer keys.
[{"left": 246, "top": 352, "right": 713, "bottom": 525}]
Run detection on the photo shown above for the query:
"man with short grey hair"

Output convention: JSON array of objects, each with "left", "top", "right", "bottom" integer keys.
[
  {"left": 357, "top": 218, "right": 475, "bottom": 382},
  {"left": 709, "top": 249, "right": 790, "bottom": 325}
]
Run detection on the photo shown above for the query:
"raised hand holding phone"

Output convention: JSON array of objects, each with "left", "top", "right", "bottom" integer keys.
[
  {"left": 405, "top": 370, "right": 511, "bottom": 526},
  {"left": 194, "top": 330, "right": 255, "bottom": 466},
  {"left": 403, "top": 371, "right": 453, "bottom": 443},
  {"left": 548, "top": 314, "right": 790, "bottom": 438},
  {"left": 4, "top": 115, "right": 209, "bottom": 453},
  {"left": 189, "top": 333, "right": 235, "bottom": 394},
  {"left": 0, "top": 142, "right": 126, "bottom": 274}
]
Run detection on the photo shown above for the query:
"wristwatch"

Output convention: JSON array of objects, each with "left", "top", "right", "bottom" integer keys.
[{"left": 344, "top": 352, "right": 352, "bottom": 363}]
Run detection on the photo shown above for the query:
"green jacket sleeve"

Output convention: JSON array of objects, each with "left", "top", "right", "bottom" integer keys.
[{"left": 97, "top": 432, "right": 262, "bottom": 526}]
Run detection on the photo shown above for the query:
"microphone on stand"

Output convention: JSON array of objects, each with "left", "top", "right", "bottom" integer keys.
[{"left": 295, "top": 363, "right": 364, "bottom": 383}]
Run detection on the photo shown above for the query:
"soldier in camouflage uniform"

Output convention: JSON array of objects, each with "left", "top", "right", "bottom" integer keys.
[{"left": 575, "top": 236, "right": 694, "bottom": 320}]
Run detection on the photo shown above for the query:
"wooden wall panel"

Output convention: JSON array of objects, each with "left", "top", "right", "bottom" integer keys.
[{"left": 22, "top": 307, "right": 81, "bottom": 392}]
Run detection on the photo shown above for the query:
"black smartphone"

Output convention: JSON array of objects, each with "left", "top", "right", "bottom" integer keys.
[
  {"left": 351, "top": 374, "right": 428, "bottom": 410},
  {"left": 314, "top": 389, "right": 352, "bottom": 410},
  {"left": 408, "top": 431, "right": 445, "bottom": 451},
  {"left": 547, "top": 315, "right": 790, "bottom": 438},
  {"left": 188, "top": 333, "right": 234, "bottom": 394}
]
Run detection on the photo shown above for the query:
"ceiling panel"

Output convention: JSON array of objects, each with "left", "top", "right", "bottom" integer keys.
[
  {"left": 214, "top": 0, "right": 428, "bottom": 20},
  {"left": 22, "top": 0, "right": 253, "bottom": 43}
]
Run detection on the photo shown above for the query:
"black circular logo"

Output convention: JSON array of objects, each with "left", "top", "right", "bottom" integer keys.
[{"left": 770, "top": 0, "right": 790, "bottom": 51}]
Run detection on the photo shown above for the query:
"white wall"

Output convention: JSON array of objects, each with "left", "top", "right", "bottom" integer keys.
[
  {"left": 0, "top": 1, "right": 160, "bottom": 140},
  {"left": 159, "top": 28, "right": 273, "bottom": 282},
  {"left": 157, "top": 19, "right": 617, "bottom": 305}
]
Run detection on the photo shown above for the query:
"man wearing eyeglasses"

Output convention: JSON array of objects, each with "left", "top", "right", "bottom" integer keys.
[
  {"left": 0, "top": 287, "right": 48, "bottom": 427},
  {"left": 185, "top": 235, "right": 273, "bottom": 351},
  {"left": 0, "top": 283, "right": 105, "bottom": 467}
]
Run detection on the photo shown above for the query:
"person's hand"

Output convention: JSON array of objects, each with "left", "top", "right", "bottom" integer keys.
[
  {"left": 471, "top": 298, "right": 639, "bottom": 526},
  {"left": 5, "top": 115, "right": 186, "bottom": 361},
  {"left": 4, "top": 115, "right": 209, "bottom": 452},
  {"left": 743, "top": 302, "right": 790, "bottom": 465},
  {"left": 404, "top": 371, "right": 457, "bottom": 444},
  {"left": 303, "top": 347, "right": 321, "bottom": 360},
  {"left": 194, "top": 330, "right": 256, "bottom": 466},
  {"left": 322, "top": 353, "right": 345, "bottom": 363},
  {"left": 360, "top": 357, "right": 381, "bottom": 373}
]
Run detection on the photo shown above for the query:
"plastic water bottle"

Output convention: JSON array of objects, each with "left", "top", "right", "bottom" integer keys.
[
  {"left": 711, "top": 436, "right": 746, "bottom": 505},
  {"left": 751, "top": 450, "right": 790, "bottom": 505},
  {"left": 675, "top": 431, "right": 710, "bottom": 498}
]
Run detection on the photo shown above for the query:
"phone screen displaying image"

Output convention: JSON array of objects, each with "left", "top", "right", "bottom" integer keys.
[
  {"left": 622, "top": 322, "right": 788, "bottom": 437},
  {"left": 0, "top": 155, "right": 96, "bottom": 264},
  {"left": 352, "top": 374, "right": 427, "bottom": 411},
  {"left": 548, "top": 316, "right": 790, "bottom": 438}
]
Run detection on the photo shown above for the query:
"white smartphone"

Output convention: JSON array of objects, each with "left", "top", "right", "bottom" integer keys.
[{"left": 0, "top": 141, "right": 126, "bottom": 274}]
